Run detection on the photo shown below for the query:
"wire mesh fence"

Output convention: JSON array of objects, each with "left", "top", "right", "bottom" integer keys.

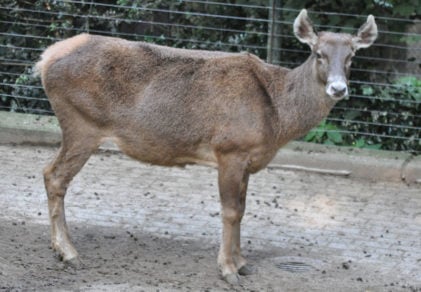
[{"left": 1, "top": 1, "right": 420, "bottom": 153}]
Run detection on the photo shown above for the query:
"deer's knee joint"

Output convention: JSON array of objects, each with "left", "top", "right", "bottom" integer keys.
[
  {"left": 44, "top": 175, "right": 67, "bottom": 200},
  {"left": 222, "top": 206, "right": 242, "bottom": 224}
]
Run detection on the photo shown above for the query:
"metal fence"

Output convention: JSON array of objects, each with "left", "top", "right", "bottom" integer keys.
[{"left": 1, "top": 1, "right": 420, "bottom": 153}]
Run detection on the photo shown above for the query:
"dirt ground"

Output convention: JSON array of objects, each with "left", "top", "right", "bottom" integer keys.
[{"left": 0, "top": 145, "right": 420, "bottom": 291}]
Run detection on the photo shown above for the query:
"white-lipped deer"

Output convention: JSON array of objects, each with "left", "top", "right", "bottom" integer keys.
[{"left": 36, "top": 9, "right": 377, "bottom": 284}]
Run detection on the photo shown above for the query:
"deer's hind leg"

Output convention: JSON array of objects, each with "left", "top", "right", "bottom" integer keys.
[{"left": 44, "top": 125, "right": 100, "bottom": 263}]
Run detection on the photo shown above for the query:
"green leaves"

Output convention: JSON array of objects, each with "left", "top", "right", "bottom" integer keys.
[
  {"left": 327, "top": 131, "right": 343, "bottom": 144},
  {"left": 304, "top": 120, "right": 343, "bottom": 146},
  {"left": 394, "top": 3, "right": 415, "bottom": 16},
  {"left": 362, "top": 86, "right": 374, "bottom": 96},
  {"left": 304, "top": 119, "right": 385, "bottom": 150},
  {"left": 353, "top": 138, "right": 382, "bottom": 149},
  {"left": 395, "top": 77, "right": 421, "bottom": 101}
]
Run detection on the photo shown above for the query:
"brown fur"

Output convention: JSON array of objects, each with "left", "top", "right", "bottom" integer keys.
[{"left": 36, "top": 10, "right": 377, "bottom": 284}]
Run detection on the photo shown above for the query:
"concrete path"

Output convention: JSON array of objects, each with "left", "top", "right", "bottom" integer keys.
[{"left": 0, "top": 144, "right": 420, "bottom": 291}]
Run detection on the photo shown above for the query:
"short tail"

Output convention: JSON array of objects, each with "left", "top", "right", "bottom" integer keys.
[{"left": 33, "top": 58, "right": 45, "bottom": 79}]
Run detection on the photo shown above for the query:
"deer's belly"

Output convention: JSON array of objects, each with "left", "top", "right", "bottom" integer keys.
[{"left": 102, "top": 137, "right": 218, "bottom": 168}]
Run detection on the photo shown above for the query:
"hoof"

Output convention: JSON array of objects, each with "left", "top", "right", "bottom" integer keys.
[
  {"left": 65, "top": 256, "right": 84, "bottom": 269},
  {"left": 51, "top": 241, "right": 79, "bottom": 262},
  {"left": 223, "top": 273, "right": 240, "bottom": 285},
  {"left": 54, "top": 252, "right": 84, "bottom": 269},
  {"left": 238, "top": 264, "right": 256, "bottom": 276},
  {"left": 54, "top": 257, "right": 84, "bottom": 271}
]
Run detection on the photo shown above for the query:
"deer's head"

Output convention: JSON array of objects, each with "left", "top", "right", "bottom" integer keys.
[{"left": 293, "top": 9, "right": 377, "bottom": 100}]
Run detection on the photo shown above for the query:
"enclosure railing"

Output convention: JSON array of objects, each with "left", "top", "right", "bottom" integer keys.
[{"left": 0, "top": 1, "right": 419, "bottom": 153}]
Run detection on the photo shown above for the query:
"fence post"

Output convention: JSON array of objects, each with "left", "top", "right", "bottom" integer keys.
[{"left": 267, "top": 0, "right": 282, "bottom": 64}]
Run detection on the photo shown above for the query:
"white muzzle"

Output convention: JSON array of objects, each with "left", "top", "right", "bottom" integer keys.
[{"left": 326, "top": 76, "right": 348, "bottom": 100}]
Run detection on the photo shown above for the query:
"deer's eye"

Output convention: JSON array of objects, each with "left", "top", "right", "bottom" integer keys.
[{"left": 315, "top": 51, "right": 326, "bottom": 63}]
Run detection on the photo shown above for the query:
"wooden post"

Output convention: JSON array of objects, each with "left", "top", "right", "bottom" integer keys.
[{"left": 267, "top": 0, "right": 282, "bottom": 64}]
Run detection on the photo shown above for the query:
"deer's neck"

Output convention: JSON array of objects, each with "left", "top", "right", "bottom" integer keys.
[{"left": 273, "top": 56, "right": 337, "bottom": 145}]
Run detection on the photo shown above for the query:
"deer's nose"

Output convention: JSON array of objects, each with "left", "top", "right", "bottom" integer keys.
[
  {"left": 332, "top": 84, "right": 347, "bottom": 97},
  {"left": 326, "top": 79, "right": 348, "bottom": 100}
]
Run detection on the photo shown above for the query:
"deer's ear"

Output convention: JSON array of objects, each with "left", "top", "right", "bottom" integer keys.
[
  {"left": 353, "top": 15, "right": 378, "bottom": 50},
  {"left": 294, "top": 9, "right": 318, "bottom": 49}
]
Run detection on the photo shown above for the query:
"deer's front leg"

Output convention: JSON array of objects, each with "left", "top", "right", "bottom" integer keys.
[
  {"left": 217, "top": 153, "right": 250, "bottom": 285},
  {"left": 232, "top": 172, "right": 253, "bottom": 276}
]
